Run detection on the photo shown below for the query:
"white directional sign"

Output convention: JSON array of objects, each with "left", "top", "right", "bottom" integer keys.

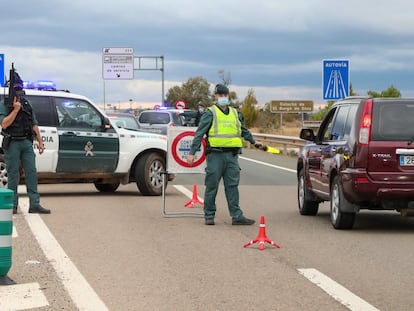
[
  {"left": 323, "top": 59, "right": 349, "bottom": 100},
  {"left": 102, "top": 47, "right": 134, "bottom": 80}
]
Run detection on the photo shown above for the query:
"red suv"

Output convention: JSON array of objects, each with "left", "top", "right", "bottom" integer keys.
[{"left": 297, "top": 96, "right": 414, "bottom": 229}]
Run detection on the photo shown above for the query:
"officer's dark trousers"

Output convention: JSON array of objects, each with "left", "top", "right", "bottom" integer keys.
[
  {"left": 4, "top": 139, "right": 40, "bottom": 208},
  {"left": 203, "top": 150, "right": 244, "bottom": 221}
]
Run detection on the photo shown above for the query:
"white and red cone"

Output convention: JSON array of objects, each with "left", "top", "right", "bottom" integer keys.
[
  {"left": 184, "top": 184, "right": 204, "bottom": 208},
  {"left": 243, "top": 215, "right": 280, "bottom": 251}
]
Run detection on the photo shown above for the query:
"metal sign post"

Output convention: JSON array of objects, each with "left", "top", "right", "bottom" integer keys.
[
  {"left": 102, "top": 47, "right": 134, "bottom": 110},
  {"left": 134, "top": 56, "right": 165, "bottom": 107},
  {"left": 101, "top": 48, "right": 165, "bottom": 108}
]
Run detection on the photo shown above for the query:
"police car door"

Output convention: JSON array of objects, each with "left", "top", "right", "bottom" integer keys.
[{"left": 54, "top": 97, "right": 119, "bottom": 173}]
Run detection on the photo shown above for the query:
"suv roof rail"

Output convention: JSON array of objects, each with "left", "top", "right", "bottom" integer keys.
[
  {"left": 341, "top": 96, "right": 370, "bottom": 100},
  {"left": 334, "top": 96, "right": 370, "bottom": 104}
]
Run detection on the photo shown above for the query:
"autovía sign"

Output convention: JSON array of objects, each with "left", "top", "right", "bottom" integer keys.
[
  {"left": 0, "top": 54, "right": 4, "bottom": 87},
  {"left": 323, "top": 59, "right": 349, "bottom": 100}
]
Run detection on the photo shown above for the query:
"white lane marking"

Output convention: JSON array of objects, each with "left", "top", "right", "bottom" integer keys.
[
  {"left": 21, "top": 199, "right": 109, "bottom": 311},
  {"left": 298, "top": 268, "right": 380, "bottom": 311},
  {"left": 0, "top": 282, "right": 49, "bottom": 311},
  {"left": 174, "top": 185, "right": 204, "bottom": 203},
  {"left": 240, "top": 156, "right": 296, "bottom": 173}
]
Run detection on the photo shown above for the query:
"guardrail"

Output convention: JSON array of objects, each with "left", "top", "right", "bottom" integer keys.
[{"left": 251, "top": 133, "right": 306, "bottom": 155}]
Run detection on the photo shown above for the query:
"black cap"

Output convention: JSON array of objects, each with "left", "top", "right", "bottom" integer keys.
[{"left": 214, "top": 84, "right": 229, "bottom": 95}]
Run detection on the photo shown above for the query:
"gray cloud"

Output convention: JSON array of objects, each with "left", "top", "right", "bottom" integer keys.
[{"left": 2, "top": 0, "right": 414, "bottom": 108}]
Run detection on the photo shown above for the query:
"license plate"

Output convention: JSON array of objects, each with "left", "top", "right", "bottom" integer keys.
[{"left": 400, "top": 155, "right": 414, "bottom": 166}]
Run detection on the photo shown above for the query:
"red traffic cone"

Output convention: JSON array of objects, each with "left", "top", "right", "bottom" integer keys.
[
  {"left": 184, "top": 184, "right": 204, "bottom": 208},
  {"left": 243, "top": 215, "right": 280, "bottom": 251}
]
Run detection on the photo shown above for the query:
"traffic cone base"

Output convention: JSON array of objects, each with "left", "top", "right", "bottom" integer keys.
[
  {"left": 243, "top": 215, "right": 280, "bottom": 251},
  {"left": 185, "top": 184, "right": 204, "bottom": 208}
]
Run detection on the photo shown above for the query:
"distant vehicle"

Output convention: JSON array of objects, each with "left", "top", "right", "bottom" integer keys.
[
  {"left": 106, "top": 112, "right": 141, "bottom": 131},
  {"left": 297, "top": 96, "right": 414, "bottom": 229},
  {"left": 180, "top": 109, "right": 198, "bottom": 127},
  {"left": 137, "top": 109, "right": 192, "bottom": 135}
]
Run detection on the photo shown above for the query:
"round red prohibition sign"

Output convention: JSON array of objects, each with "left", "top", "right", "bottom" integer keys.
[
  {"left": 175, "top": 100, "right": 186, "bottom": 109},
  {"left": 171, "top": 131, "right": 206, "bottom": 168}
]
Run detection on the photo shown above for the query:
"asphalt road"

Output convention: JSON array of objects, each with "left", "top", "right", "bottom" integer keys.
[{"left": 2, "top": 149, "right": 414, "bottom": 311}]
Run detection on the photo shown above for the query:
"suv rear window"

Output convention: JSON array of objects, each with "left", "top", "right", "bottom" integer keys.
[
  {"left": 171, "top": 112, "right": 183, "bottom": 125},
  {"left": 139, "top": 112, "right": 171, "bottom": 124},
  {"left": 371, "top": 100, "right": 414, "bottom": 141},
  {"left": 138, "top": 111, "right": 184, "bottom": 126}
]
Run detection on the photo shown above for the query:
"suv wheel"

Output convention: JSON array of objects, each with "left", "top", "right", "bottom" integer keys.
[
  {"left": 331, "top": 176, "right": 356, "bottom": 229},
  {"left": 298, "top": 169, "right": 319, "bottom": 215},
  {"left": 94, "top": 182, "right": 120, "bottom": 193},
  {"left": 135, "top": 152, "right": 167, "bottom": 196}
]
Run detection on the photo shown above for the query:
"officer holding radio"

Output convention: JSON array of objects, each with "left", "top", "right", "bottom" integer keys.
[{"left": 0, "top": 69, "right": 50, "bottom": 214}]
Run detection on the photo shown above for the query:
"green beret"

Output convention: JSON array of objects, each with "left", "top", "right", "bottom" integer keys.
[
  {"left": 214, "top": 84, "right": 229, "bottom": 95},
  {"left": 198, "top": 101, "right": 206, "bottom": 107}
]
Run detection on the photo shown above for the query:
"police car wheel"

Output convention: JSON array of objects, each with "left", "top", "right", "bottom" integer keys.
[
  {"left": 94, "top": 182, "right": 120, "bottom": 193},
  {"left": 135, "top": 152, "right": 167, "bottom": 196}
]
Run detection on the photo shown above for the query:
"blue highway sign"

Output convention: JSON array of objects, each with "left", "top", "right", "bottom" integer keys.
[{"left": 323, "top": 60, "right": 349, "bottom": 100}]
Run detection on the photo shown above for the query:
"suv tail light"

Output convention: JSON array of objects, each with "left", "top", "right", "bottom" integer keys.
[{"left": 358, "top": 99, "right": 373, "bottom": 145}]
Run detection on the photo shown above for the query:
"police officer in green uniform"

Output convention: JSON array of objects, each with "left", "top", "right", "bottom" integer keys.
[
  {"left": 0, "top": 71, "right": 50, "bottom": 214},
  {"left": 187, "top": 84, "right": 263, "bottom": 225}
]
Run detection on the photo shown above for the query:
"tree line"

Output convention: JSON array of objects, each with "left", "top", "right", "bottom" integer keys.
[{"left": 165, "top": 76, "right": 402, "bottom": 131}]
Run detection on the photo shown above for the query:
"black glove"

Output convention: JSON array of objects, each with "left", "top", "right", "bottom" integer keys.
[{"left": 254, "top": 143, "right": 263, "bottom": 149}]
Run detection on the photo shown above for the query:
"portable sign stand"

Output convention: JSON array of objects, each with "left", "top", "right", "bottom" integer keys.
[{"left": 162, "top": 127, "right": 206, "bottom": 218}]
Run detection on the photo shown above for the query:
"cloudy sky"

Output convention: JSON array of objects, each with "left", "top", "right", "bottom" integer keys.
[{"left": 1, "top": 0, "right": 414, "bottom": 109}]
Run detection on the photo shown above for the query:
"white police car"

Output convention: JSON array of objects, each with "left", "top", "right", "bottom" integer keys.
[{"left": 0, "top": 82, "right": 173, "bottom": 195}]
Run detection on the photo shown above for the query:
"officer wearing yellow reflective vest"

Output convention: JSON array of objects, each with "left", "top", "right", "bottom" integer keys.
[{"left": 187, "top": 84, "right": 264, "bottom": 225}]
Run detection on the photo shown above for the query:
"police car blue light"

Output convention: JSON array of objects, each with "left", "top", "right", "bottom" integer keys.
[{"left": 26, "top": 80, "right": 56, "bottom": 91}]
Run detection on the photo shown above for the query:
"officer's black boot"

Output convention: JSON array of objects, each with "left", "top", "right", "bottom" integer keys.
[{"left": 29, "top": 205, "right": 51, "bottom": 214}]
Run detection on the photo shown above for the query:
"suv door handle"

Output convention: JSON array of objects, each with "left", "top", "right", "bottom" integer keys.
[{"left": 61, "top": 131, "right": 78, "bottom": 136}]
